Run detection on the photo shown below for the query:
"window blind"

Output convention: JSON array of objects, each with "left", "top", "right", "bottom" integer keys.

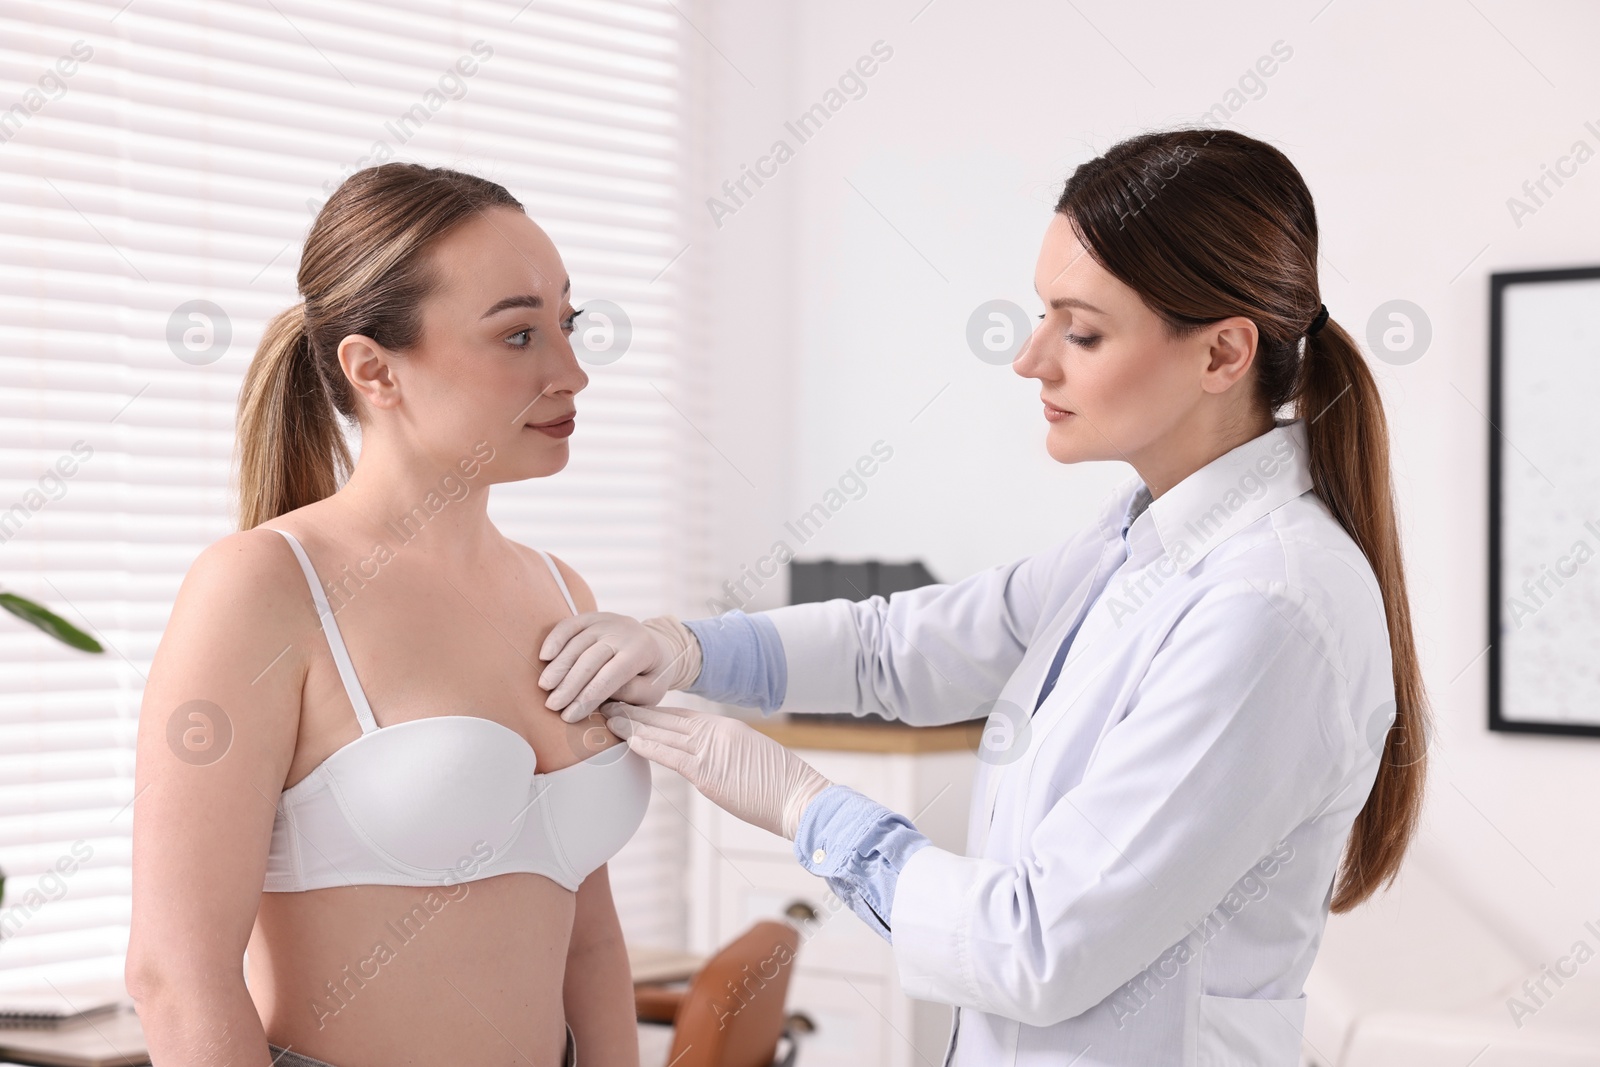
[{"left": 0, "top": 0, "right": 704, "bottom": 992}]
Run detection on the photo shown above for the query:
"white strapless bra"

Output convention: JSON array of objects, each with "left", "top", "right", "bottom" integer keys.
[{"left": 261, "top": 528, "right": 650, "bottom": 893}]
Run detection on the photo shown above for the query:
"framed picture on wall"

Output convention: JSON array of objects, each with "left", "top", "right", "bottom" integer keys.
[{"left": 1488, "top": 264, "right": 1600, "bottom": 737}]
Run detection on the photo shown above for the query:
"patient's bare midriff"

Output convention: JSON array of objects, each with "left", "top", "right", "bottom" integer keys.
[{"left": 250, "top": 875, "right": 575, "bottom": 1065}]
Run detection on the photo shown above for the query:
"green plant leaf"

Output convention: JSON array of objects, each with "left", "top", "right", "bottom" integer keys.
[{"left": 0, "top": 593, "right": 104, "bottom": 653}]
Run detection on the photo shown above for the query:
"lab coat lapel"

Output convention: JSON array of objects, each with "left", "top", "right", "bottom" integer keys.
[
  {"left": 1007, "top": 421, "right": 1320, "bottom": 851},
  {"left": 972, "top": 534, "right": 1126, "bottom": 857}
]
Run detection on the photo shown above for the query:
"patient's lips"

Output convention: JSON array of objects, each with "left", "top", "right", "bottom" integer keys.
[
  {"left": 1042, "top": 397, "right": 1074, "bottom": 422},
  {"left": 528, "top": 411, "right": 577, "bottom": 438}
]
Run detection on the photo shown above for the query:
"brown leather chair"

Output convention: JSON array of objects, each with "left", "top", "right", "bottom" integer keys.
[{"left": 635, "top": 921, "right": 804, "bottom": 1067}]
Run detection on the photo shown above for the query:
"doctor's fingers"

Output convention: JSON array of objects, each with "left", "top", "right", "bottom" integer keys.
[
  {"left": 603, "top": 712, "right": 708, "bottom": 769},
  {"left": 617, "top": 729, "right": 702, "bottom": 782},
  {"left": 550, "top": 642, "right": 644, "bottom": 720},
  {"left": 598, "top": 701, "right": 701, "bottom": 737},
  {"left": 555, "top": 649, "right": 668, "bottom": 723},
  {"left": 608, "top": 672, "right": 669, "bottom": 708},
  {"left": 542, "top": 637, "right": 621, "bottom": 712},
  {"left": 537, "top": 623, "right": 607, "bottom": 689},
  {"left": 538, "top": 610, "right": 610, "bottom": 662}
]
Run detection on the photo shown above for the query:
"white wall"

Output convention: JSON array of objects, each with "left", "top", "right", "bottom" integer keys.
[{"left": 698, "top": 0, "right": 1600, "bottom": 985}]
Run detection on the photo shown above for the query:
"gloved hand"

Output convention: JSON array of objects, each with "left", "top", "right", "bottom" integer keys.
[
  {"left": 598, "top": 702, "right": 832, "bottom": 839},
  {"left": 538, "top": 613, "right": 702, "bottom": 723}
]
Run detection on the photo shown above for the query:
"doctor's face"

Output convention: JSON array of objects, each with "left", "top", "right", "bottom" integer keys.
[{"left": 1012, "top": 213, "right": 1226, "bottom": 471}]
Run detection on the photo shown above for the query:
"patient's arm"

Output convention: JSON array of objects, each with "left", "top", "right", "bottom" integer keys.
[
  {"left": 563, "top": 864, "right": 639, "bottom": 1065},
  {"left": 126, "top": 530, "right": 306, "bottom": 1065}
]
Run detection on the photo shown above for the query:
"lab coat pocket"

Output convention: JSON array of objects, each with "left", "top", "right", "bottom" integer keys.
[{"left": 1196, "top": 991, "right": 1306, "bottom": 1067}]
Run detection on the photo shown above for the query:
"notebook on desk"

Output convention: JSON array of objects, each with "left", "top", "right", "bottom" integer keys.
[
  {"left": 0, "top": 984, "right": 126, "bottom": 1030},
  {"left": 0, "top": 1006, "right": 146, "bottom": 1067},
  {"left": 0, "top": 980, "right": 145, "bottom": 1067}
]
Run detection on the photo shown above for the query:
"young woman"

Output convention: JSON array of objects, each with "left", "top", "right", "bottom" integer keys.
[
  {"left": 126, "top": 164, "right": 649, "bottom": 1067},
  {"left": 537, "top": 128, "right": 1430, "bottom": 1065}
]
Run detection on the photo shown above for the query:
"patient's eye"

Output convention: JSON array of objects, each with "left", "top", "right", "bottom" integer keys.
[{"left": 506, "top": 329, "right": 531, "bottom": 348}]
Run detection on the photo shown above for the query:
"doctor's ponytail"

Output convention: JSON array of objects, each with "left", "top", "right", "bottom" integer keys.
[
  {"left": 1056, "top": 128, "right": 1428, "bottom": 913},
  {"left": 1291, "top": 307, "right": 1429, "bottom": 914}
]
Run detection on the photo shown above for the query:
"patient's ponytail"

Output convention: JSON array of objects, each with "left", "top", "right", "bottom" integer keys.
[
  {"left": 232, "top": 163, "right": 525, "bottom": 528},
  {"left": 235, "top": 302, "right": 350, "bottom": 531},
  {"left": 1056, "top": 128, "right": 1430, "bottom": 912}
]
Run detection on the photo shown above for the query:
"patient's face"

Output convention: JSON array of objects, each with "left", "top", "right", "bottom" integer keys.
[
  {"left": 1013, "top": 212, "right": 1221, "bottom": 471},
  {"left": 396, "top": 206, "right": 589, "bottom": 484}
]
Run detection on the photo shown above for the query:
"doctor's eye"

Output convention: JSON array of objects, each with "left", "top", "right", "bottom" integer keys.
[
  {"left": 1066, "top": 333, "right": 1101, "bottom": 349},
  {"left": 505, "top": 329, "right": 531, "bottom": 348},
  {"left": 562, "top": 307, "right": 581, "bottom": 334}
]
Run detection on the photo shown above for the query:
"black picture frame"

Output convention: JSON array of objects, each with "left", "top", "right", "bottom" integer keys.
[{"left": 1487, "top": 264, "right": 1600, "bottom": 738}]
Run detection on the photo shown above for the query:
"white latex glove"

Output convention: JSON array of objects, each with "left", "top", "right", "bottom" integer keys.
[
  {"left": 538, "top": 613, "right": 702, "bottom": 723},
  {"left": 598, "top": 702, "right": 832, "bottom": 840}
]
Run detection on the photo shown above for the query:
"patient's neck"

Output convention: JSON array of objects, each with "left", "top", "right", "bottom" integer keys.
[{"left": 331, "top": 437, "right": 500, "bottom": 568}]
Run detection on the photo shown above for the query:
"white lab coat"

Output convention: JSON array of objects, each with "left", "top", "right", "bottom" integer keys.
[{"left": 762, "top": 419, "right": 1393, "bottom": 1066}]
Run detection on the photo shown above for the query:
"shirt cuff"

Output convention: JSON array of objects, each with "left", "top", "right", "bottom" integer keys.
[
  {"left": 682, "top": 611, "right": 787, "bottom": 712},
  {"left": 793, "top": 783, "right": 931, "bottom": 943}
]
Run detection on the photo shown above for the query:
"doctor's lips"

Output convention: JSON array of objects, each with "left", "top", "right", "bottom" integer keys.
[
  {"left": 1042, "top": 397, "right": 1075, "bottom": 422},
  {"left": 527, "top": 410, "right": 577, "bottom": 438}
]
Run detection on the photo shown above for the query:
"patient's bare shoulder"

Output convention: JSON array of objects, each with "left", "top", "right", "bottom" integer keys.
[{"left": 510, "top": 541, "right": 598, "bottom": 614}]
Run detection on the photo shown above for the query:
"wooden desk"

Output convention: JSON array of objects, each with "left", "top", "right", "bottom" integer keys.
[
  {"left": 628, "top": 945, "right": 704, "bottom": 986},
  {"left": 752, "top": 715, "right": 983, "bottom": 754}
]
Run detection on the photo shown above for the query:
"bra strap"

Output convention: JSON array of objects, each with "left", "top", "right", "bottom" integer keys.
[
  {"left": 536, "top": 549, "right": 578, "bottom": 615},
  {"left": 270, "top": 529, "right": 381, "bottom": 734}
]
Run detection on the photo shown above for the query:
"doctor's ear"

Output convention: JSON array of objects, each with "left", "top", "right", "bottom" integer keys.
[
  {"left": 1197, "top": 316, "right": 1260, "bottom": 395},
  {"left": 337, "top": 334, "right": 402, "bottom": 411}
]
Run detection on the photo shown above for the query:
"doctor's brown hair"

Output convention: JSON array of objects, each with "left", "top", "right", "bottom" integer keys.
[
  {"left": 1056, "top": 128, "right": 1427, "bottom": 913},
  {"left": 234, "top": 163, "right": 522, "bottom": 530}
]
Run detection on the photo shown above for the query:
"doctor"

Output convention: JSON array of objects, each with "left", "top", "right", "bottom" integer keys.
[{"left": 538, "top": 127, "right": 1428, "bottom": 1066}]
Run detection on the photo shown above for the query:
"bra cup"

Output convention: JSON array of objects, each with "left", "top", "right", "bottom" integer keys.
[
  {"left": 262, "top": 529, "right": 646, "bottom": 893},
  {"left": 541, "top": 744, "right": 652, "bottom": 884},
  {"left": 326, "top": 718, "right": 538, "bottom": 874}
]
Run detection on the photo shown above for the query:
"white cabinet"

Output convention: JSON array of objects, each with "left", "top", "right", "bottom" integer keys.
[{"left": 687, "top": 719, "right": 980, "bottom": 1067}]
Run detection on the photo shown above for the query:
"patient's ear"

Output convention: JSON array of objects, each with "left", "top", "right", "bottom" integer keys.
[
  {"left": 338, "top": 334, "right": 401, "bottom": 411},
  {"left": 1198, "top": 315, "right": 1260, "bottom": 395}
]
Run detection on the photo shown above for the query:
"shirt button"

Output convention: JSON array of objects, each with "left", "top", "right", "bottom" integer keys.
[{"left": 812, "top": 848, "right": 826, "bottom": 864}]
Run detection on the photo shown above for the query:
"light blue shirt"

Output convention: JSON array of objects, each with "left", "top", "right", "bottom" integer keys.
[{"left": 682, "top": 486, "right": 1153, "bottom": 943}]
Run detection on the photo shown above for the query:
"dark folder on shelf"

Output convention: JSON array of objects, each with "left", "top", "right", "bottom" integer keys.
[
  {"left": 786, "top": 558, "right": 940, "bottom": 726},
  {"left": 788, "top": 559, "right": 938, "bottom": 606}
]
